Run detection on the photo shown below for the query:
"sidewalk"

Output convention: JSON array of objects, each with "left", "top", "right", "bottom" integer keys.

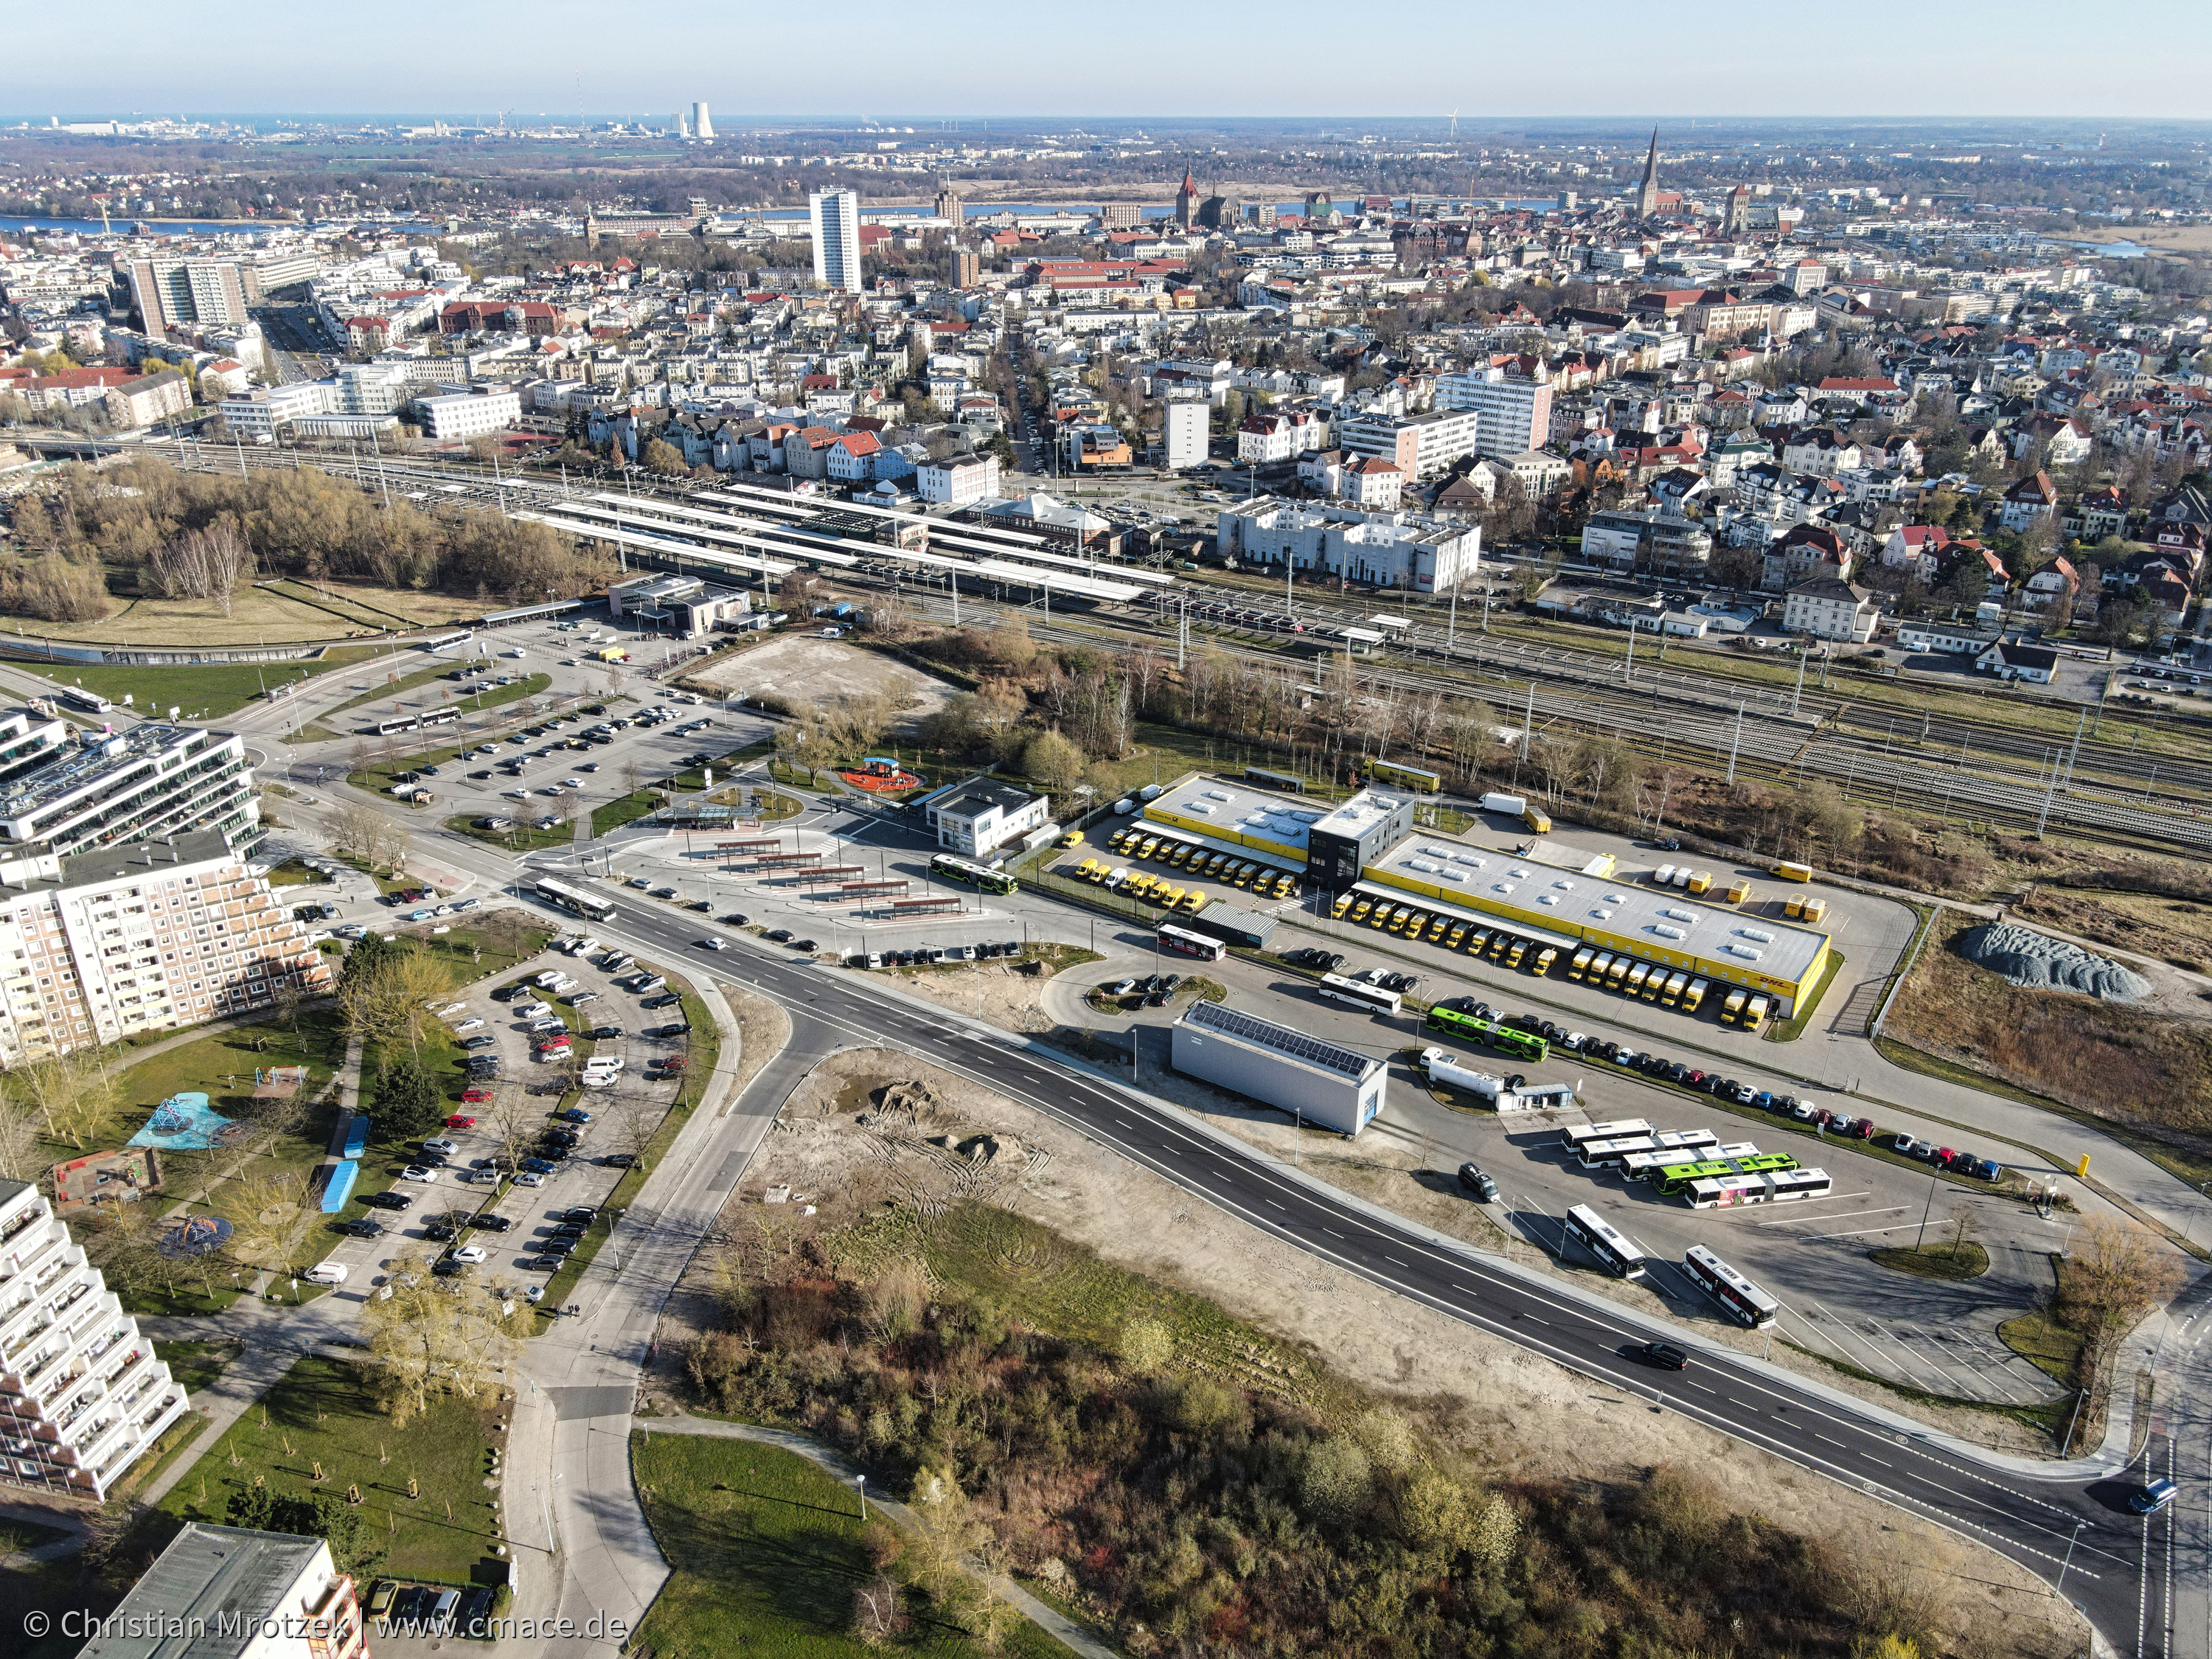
[{"left": 638, "top": 1411, "right": 1121, "bottom": 1659}]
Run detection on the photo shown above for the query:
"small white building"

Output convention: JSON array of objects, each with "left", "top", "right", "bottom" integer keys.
[
  {"left": 1781, "top": 577, "right": 1879, "bottom": 644},
  {"left": 416, "top": 386, "right": 521, "bottom": 440},
  {"left": 924, "top": 776, "right": 1051, "bottom": 858},
  {"left": 1975, "top": 639, "right": 2058, "bottom": 683}
]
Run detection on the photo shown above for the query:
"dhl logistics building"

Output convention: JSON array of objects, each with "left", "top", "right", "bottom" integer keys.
[{"left": 1135, "top": 780, "right": 1833, "bottom": 1018}]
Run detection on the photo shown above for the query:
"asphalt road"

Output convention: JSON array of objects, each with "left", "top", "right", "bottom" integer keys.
[{"left": 534, "top": 869, "right": 2167, "bottom": 1654}]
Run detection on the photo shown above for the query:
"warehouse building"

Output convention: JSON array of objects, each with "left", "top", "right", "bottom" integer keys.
[
  {"left": 1359, "top": 831, "right": 1831, "bottom": 1017},
  {"left": 1137, "top": 779, "right": 1327, "bottom": 886},
  {"left": 1171, "top": 999, "right": 1385, "bottom": 1136}
]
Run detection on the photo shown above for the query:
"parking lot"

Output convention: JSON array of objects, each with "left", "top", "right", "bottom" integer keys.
[{"left": 310, "top": 933, "right": 698, "bottom": 1306}]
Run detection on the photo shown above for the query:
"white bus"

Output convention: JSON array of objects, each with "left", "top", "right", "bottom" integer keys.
[
  {"left": 1316, "top": 973, "right": 1401, "bottom": 1016},
  {"left": 1563, "top": 1205, "right": 1647, "bottom": 1279},
  {"left": 531, "top": 876, "right": 616, "bottom": 925},
  {"left": 1683, "top": 1244, "right": 1779, "bottom": 1329},
  {"left": 58, "top": 686, "right": 114, "bottom": 715},
  {"left": 1559, "top": 1119, "right": 1653, "bottom": 1153},
  {"left": 1156, "top": 924, "right": 1227, "bottom": 962}
]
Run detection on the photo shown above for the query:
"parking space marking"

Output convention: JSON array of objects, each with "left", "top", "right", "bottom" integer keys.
[{"left": 1753, "top": 1203, "right": 1904, "bottom": 1228}]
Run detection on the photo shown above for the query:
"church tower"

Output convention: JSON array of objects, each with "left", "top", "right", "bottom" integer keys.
[
  {"left": 1635, "top": 129, "right": 1660, "bottom": 217},
  {"left": 1174, "top": 168, "right": 1200, "bottom": 230}
]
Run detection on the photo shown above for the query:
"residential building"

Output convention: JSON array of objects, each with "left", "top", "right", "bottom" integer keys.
[
  {"left": 944, "top": 246, "right": 981, "bottom": 288},
  {"left": 1164, "top": 398, "right": 1208, "bottom": 470},
  {"left": 1783, "top": 578, "right": 1879, "bottom": 643},
  {"left": 0, "top": 721, "right": 259, "bottom": 858},
  {"left": 1999, "top": 471, "right": 2060, "bottom": 533},
  {"left": 1237, "top": 410, "right": 1326, "bottom": 465},
  {"left": 1975, "top": 639, "right": 2058, "bottom": 683},
  {"left": 810, "top": 189, "right": 864, "bottom": 294},
  {"left": 925, "top": 777, "right": 1051, "bottom": 859},
  {"left": 917, "top": 453, "right": 1001, "bottom": 507},
  {"left": 415, "top": 386, "right": 521, "bottom": 441},
  {"left": 1762, "top": 522, "right": 1854, "bottom": 594},
  {"left": 0, "top": 1178, "right": 188, "bottom": 1500},
  {"left": 125, "top": 258, "right": 253, "bottom": 336},
  {"left": 1217, "top": 497, "right": 1481, "bottom": 592},
  {"left": 104, "top": 372, "right": 192, "bottom": 428},
  {"left": 1579, "top": 509, "right": 1714, "bottom": 578},
  {"left": 1342, "top": 456, "right": 1403, "bottom": 510},
  {"left": 1435, "top": 368, "right": 1554, "bottom": 454},
  {"left": 2020, "top": 557, "right": 2081, "bottom": 615},
  {"left": 0, "top": 829, "right": 330, "bottom": 1065},
  {"left": 1337, "top": 409, "right": 1482, "bottom": 480},
  {"left": 77, "top": 1522, "right": 365, "bottom": 1659}
]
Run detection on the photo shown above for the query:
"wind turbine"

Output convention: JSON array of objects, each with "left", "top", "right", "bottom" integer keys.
[{"left": 1450, "top": 105, "right": 1461, "bottom": 142}]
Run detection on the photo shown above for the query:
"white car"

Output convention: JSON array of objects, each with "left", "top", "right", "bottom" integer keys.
[
  {"left": 451, "top": 1245, "right": 489, "bottom": 1265},
  {"left": 525, "top": 1284, "right": 546, "bottom": 1304},
  {"left": 400, "top": 1165, "right": 440, "bottom": 1183},
  {"left": 452, "top": 1018, "right": 485, "bottom": 1033},
  {"left": 516, "top": 1001, "right": 553, "bottom": 1019},
  {"left": 422, "top": 1137, "right": 462, "bottom": 1155},
  {"left": 504, "top": 789, "right": 532, "bottom": 799},
  {"left": 515, "top": 1170, "right": 546, "bottom": 1188},
  {"left": 560, "top": 777, "right": 584, "bottom": 788},
  {"left": 535, "top": 971, "right": 567, "bottom": 987}
]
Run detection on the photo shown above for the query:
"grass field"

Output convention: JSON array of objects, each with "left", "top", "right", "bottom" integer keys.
[
  {"left": 1869, "top": 1239, "right": 1991, "bottom": 1281},
  {"left": 21, "top": 652, "right": 387, "bottom": 721},
  {"left": 630, "top": 1434, "right": 1065, "bottom": 1659},
  {"left": 152, "top": 1339, "right": 241, "bottom": 1396},
  {"left": 444, "top": 813, "right": 576, "bottom": 854},
  {"left": 157, "top": 1354, "right": 505, "bottom": 1584},
  {"left": 591, "top": 788, "right": 667, "bottom": 836}
]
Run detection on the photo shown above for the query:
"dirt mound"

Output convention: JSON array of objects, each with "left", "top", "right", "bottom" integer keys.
[{"left": 1958, "top": 922, "right": 2152, "bottom": 1001}]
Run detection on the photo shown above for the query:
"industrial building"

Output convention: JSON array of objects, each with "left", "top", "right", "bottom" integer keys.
[
  {"left": 1172, "top": 999, "right": 1385, "bottom": 1135},
  {"left": 0, "top": 1178, "right": 189, "bottom": 1500}
]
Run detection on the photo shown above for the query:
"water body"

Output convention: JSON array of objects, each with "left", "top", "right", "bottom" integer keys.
[
  {"left": 759, "top": 196, "right": 1562, "bottom": 223},
  {"left": 0, "top": 215, "right": 431, "bottom": 237}
]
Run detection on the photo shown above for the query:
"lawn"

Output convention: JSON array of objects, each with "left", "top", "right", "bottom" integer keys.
[
  {"left": 156, "top": 1354, "right": 507, "bottom": 1585},
  {"left": 444, "top": 813, "right": 577, "bottom": 854},
  {"left": 591, "top": 788, "right": 667, "bottom": 836},
  {"left": 1869, "top": 1239, "right": 1991, "bottom": 1281},
  {"left": 630, "top": 1434, "right": 1067, "bottom": 1659},
  {"left": 29, "top": 657, "right": 358, "bottom": 721},
  {"left": 153, "top": 1339, "right": 242, "bottom": 1397}
]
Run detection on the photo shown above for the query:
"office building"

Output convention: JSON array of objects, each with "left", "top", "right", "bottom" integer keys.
[
  {"left": 216, "top": 380, "right": 332, "bottom": 438},
  {"left": 1337, "top": 409, "right": 1483, "bottom": 480},
  {"left": 1215, "top": 497, "right": 1482, "bottom": 593},
  {"left": 77, "top": 1522, "right": 366, "bottom": 1658},
  {"left": 917, "top": 452, "right": 1001, "bottom": 507},
  {"left": 414, "top": 386, "right": 521, "bottom": 441},
  {"left": 945, "top": 246, "right": 981, "bottom": 288},
  {"left": 692, "top": 100, "right": 714, "bottom": 140},
  {"left": 125, "top": 258, "right": 253, "bottom": 336},
  {"left": 810, "top": 189, "right": 864, "bottom": 293},
  {"left": 0, "top": 721, "right": 258, "bottom": 858},
  {"left": 0, "top": 828, "right": 331, "bottom": 1065},
  {"left": 922, "top": 778, "right": 1050, "bottom": 859},
  {"left": 0, "top": 1178, "right": 189, "bottom": 1500},
  {"left": 1172, "top": 1000, "right": 1386, "bottom": 1137},
  {"left": 607, "top": 573, "right": 753, "bottom": 639},
  {"left": 1164, "top": 397, "right": 1208, "bottom": 470},
  {"left": 1436, "top": 368, "right": 1554, "bottom": 455}
]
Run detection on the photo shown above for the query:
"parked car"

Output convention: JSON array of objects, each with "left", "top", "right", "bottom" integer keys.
[
  {"left": 400, "top": 1166, "right": 440, "bottom": 1183},
  {"left": 1456, "top": 1164, "right": 1499, "bottom": 1202}
]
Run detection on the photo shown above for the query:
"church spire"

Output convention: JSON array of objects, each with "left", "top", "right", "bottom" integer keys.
[{"left": 1635, "top": 128, "right": 1660, "bottom": 216}]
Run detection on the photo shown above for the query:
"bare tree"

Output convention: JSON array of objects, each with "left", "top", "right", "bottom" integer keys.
[{"left": 150, "top": 522, "right": 255, "bottom": 615}]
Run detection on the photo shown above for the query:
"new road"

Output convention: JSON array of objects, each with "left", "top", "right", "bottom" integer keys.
[{"left": 537, "top": 869, "right": 2177, "bottom": 1656}]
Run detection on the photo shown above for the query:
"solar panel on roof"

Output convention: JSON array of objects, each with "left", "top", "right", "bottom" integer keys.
[{"left": 1183, "top": 1000, "right": 1374, "bottom": 1079}]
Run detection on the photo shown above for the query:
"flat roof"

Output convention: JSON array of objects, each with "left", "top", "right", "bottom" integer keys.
[
  {"left": 1308, "top": 787, "right": 1409, "bottom": 844},
  {"left": 1147, "top": 779, "right": 1326, "bottom": 855},
  {"left": 1133, "top": 822, "right": 1303, "bottom": 873},
  {"left": 1345, "top": 879, "right": 1584, "bottom": 953},
  {"left": 1370, "top": 832, "right": 1829, "bottom": 987},
  {"left": 79, "top": 1522, "right": 325, "bottom": 1659},
  {"left": 0, "top": 723, "right": 212, "bottom": 822},
  {"left": 1179, "top": 998, "right": 1382, "bottom": 1083}
]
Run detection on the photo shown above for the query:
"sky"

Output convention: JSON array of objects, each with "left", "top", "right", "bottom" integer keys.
[{"left": 8, "top": 0, "right": 2211, "bottom": 122}]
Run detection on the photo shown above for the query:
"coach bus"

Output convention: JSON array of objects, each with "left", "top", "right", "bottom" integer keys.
[
  {"left": 531, "top": 877, "right": 617, "bottom": 925},
  {"left": 1682, "top": 1245, "right": 1779, "bottom": 1329},
  {"left": 1316, "top": 973, "right": 1402, "bottom": 1016},
  {"left": 929, "top": 853, "right": 1018, "bottom": 897},
  {"left": 1425, "top": 1003, "right": 1548, "bottom": 1063},
  {"left": 1156, "top": 923, "right": 1228, "bottom": 962},
  {"left": 1563, "top": 1205, "right": 1647, "bottom": 1281}
]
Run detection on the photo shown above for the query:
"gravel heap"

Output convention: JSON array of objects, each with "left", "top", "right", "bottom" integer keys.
[{"left": 1959, "top": 922, "right": 2153, "bottom": 1001}]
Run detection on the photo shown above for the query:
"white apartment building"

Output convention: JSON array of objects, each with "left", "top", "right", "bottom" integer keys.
[
  {"left": 1436, "top": 368, "right": 1555, "bottom": 455},
  {"left": 810, "top": 189, "right": 864, "bottom": 294},
  {"left": 0, "top": 830, "right": 331, "bottom": 1066},
  {"left": 1217, "top": 497, "right": 1481, "bottom": 593},
  {"left": 917, "top": 452, "right": 1001, "bottom": 506},
  {"left": 1783, "top": 577, "right": 1879, "bottom": 643},
  {"left": 0, "top": 1178, "right": 188, "bottom": 1500},
  {"left": 415, "top": 386, "right": 521, "bottom": 441},
  {"left": 216, "top": 381, "right": 332, "bottom": 438},
  {"left": 80, "top": 1523, "right": 367, "bottom": 1659},
  {"left": 1337, "top": 409, "right": 1481, "bottom": 480},
  {"left": 925, "top": 778, "right": 1051, "bottom": 858},
  {"left": 0, "top": 721, "right": 258, "bottom": 858},
  {"left": 1164, "top": 397, "right": 1208, "bottom": 470}
]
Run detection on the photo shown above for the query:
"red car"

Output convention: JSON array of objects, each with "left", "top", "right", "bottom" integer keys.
[{"left": 453, "top": 1101, "right": 486, "bottom": 1113}]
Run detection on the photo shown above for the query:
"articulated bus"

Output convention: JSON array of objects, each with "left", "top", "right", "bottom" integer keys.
[
  {"left": 1425, "top": 1004, "right": 1548, "bottom": 1062},
  {"left": 1317, "top": 973, "right": 1402, "bottom": 1016},
  {"left": 1156, "top": 924, "right": 1228, "bottom": 962},
  {"left": 375, "top": 708, "right": 462, "bottom": 737},
  {"left": 1563, "top": 1205, "right": 1647, "bottom": 1280},
  {"left": 1682, "top": 1245, "right": 1780, "bottom": 1329},
  {"left": 1576, "top": 1127, "right": 1721, "bottom": 1170},
  {"left": 1657, "top": 1152, "right": 1799, "bottom": 1199},
  {"left": 532, "top": 877, "right": 617, "bottom": 925},
  {"left": 930, "top": 853, "right": 1018, "bottom": 896},
  {"left": 1685, "top": 1169, "right": 1833, "bottom": 1211},
  {"left": 1627, "top": 1141, "right": 1757, "bottom": 1183},
  {"left": 1367, "top": 759, "right": 1441, "bottom": 795}
]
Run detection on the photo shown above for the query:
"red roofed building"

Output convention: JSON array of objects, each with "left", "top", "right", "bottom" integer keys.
[
  {"left": 346, "top": 316, "right": 392, "bottom": 355},
  {"left": 439, "top": 299, "right": 562, "bottom": 337},
  {"left": 826, "top": 430, "right": 883, "bottom": 484}
]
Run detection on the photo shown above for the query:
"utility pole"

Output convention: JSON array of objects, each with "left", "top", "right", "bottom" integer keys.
[
  {"left": 1447, "top": 584, "right": 1458, "bottom": 653},
  {"left": 1521, "top": 680, "right": 1535, "bottom": 762},
  {"left": 1725, "top": 701, "right": 1744, "bottom": 785},
  {"left": 2036, "top": 748, "right": 2061, "bottom": 837},
  {"left": 1790, "top": 643, "right": 1809, "bottom": 717},
  {"left": 949, "top": 566, "right": 959, "bottom": 627},
  {"left": 2060, "top": 703, "right": 2087, "bottom": 790}
]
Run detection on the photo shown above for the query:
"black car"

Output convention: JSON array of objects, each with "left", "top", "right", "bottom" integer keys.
[
  {"left": 642, "top": 993, "right": 681, "bottom": 1009},
  {"left": 589, "top": 1025, "right": 625, "bottom": 1040},
  {"left": 719, "top": 913, "right": 749, "bottom": 925},
  {"left": 552, "top": 1222, "right": 587, "bottom": 1239},
  {"left": 526, "top": 1254, "right": 565, "bottom": 1271},
  {"left": 474, "top": 1213, "right": 513, "bottom": 1232},
  {"left": 1638, "top": 1340, "right": 1690, "bottom": 1371},
  {"left": 461, "top": 1035, "right": 497, "bottom": 1051},
  {"left": 423, "top": 1221, "right": 456, "bottom": 1242},
  {"left": 432, "top": 1259, "right": 470, "bottom": 1276},
  {"left": 1666, "top": 1062, "right": 1691, "bottom": 1085},
  {"left": 650, "top": 1022, "right": 690, "bottom": 1038},
  {"left": 345, "top": 1218, "right": 384, "bottom": 1239},
  {"left": 1324, "top": 953, "right": 1345, "bottom": 972},
  {"left": 1641, "top": 1054, "right": 1672, "bottom": 1077},
  {"left": 765, "top": 928, "right": 793, "bottom": 943},
  {"left": 602, "top": 1152, "right": 638, "bottom": 1168},
  {"left": 1144, "top": 990, "right": 1169, "bottom": 1008},
  {"left": 1456, "top": 1164, "right": 1499, "bottom": 1201},
  {"left": 538, "top": 1237, "right": 579, "bottom": 1256},
  {"left": 792, "top": 939, "right": 818, "bottom": 952},
  {"left": 366, "top": 1192, "right": 414, "bottom": 1211}
]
